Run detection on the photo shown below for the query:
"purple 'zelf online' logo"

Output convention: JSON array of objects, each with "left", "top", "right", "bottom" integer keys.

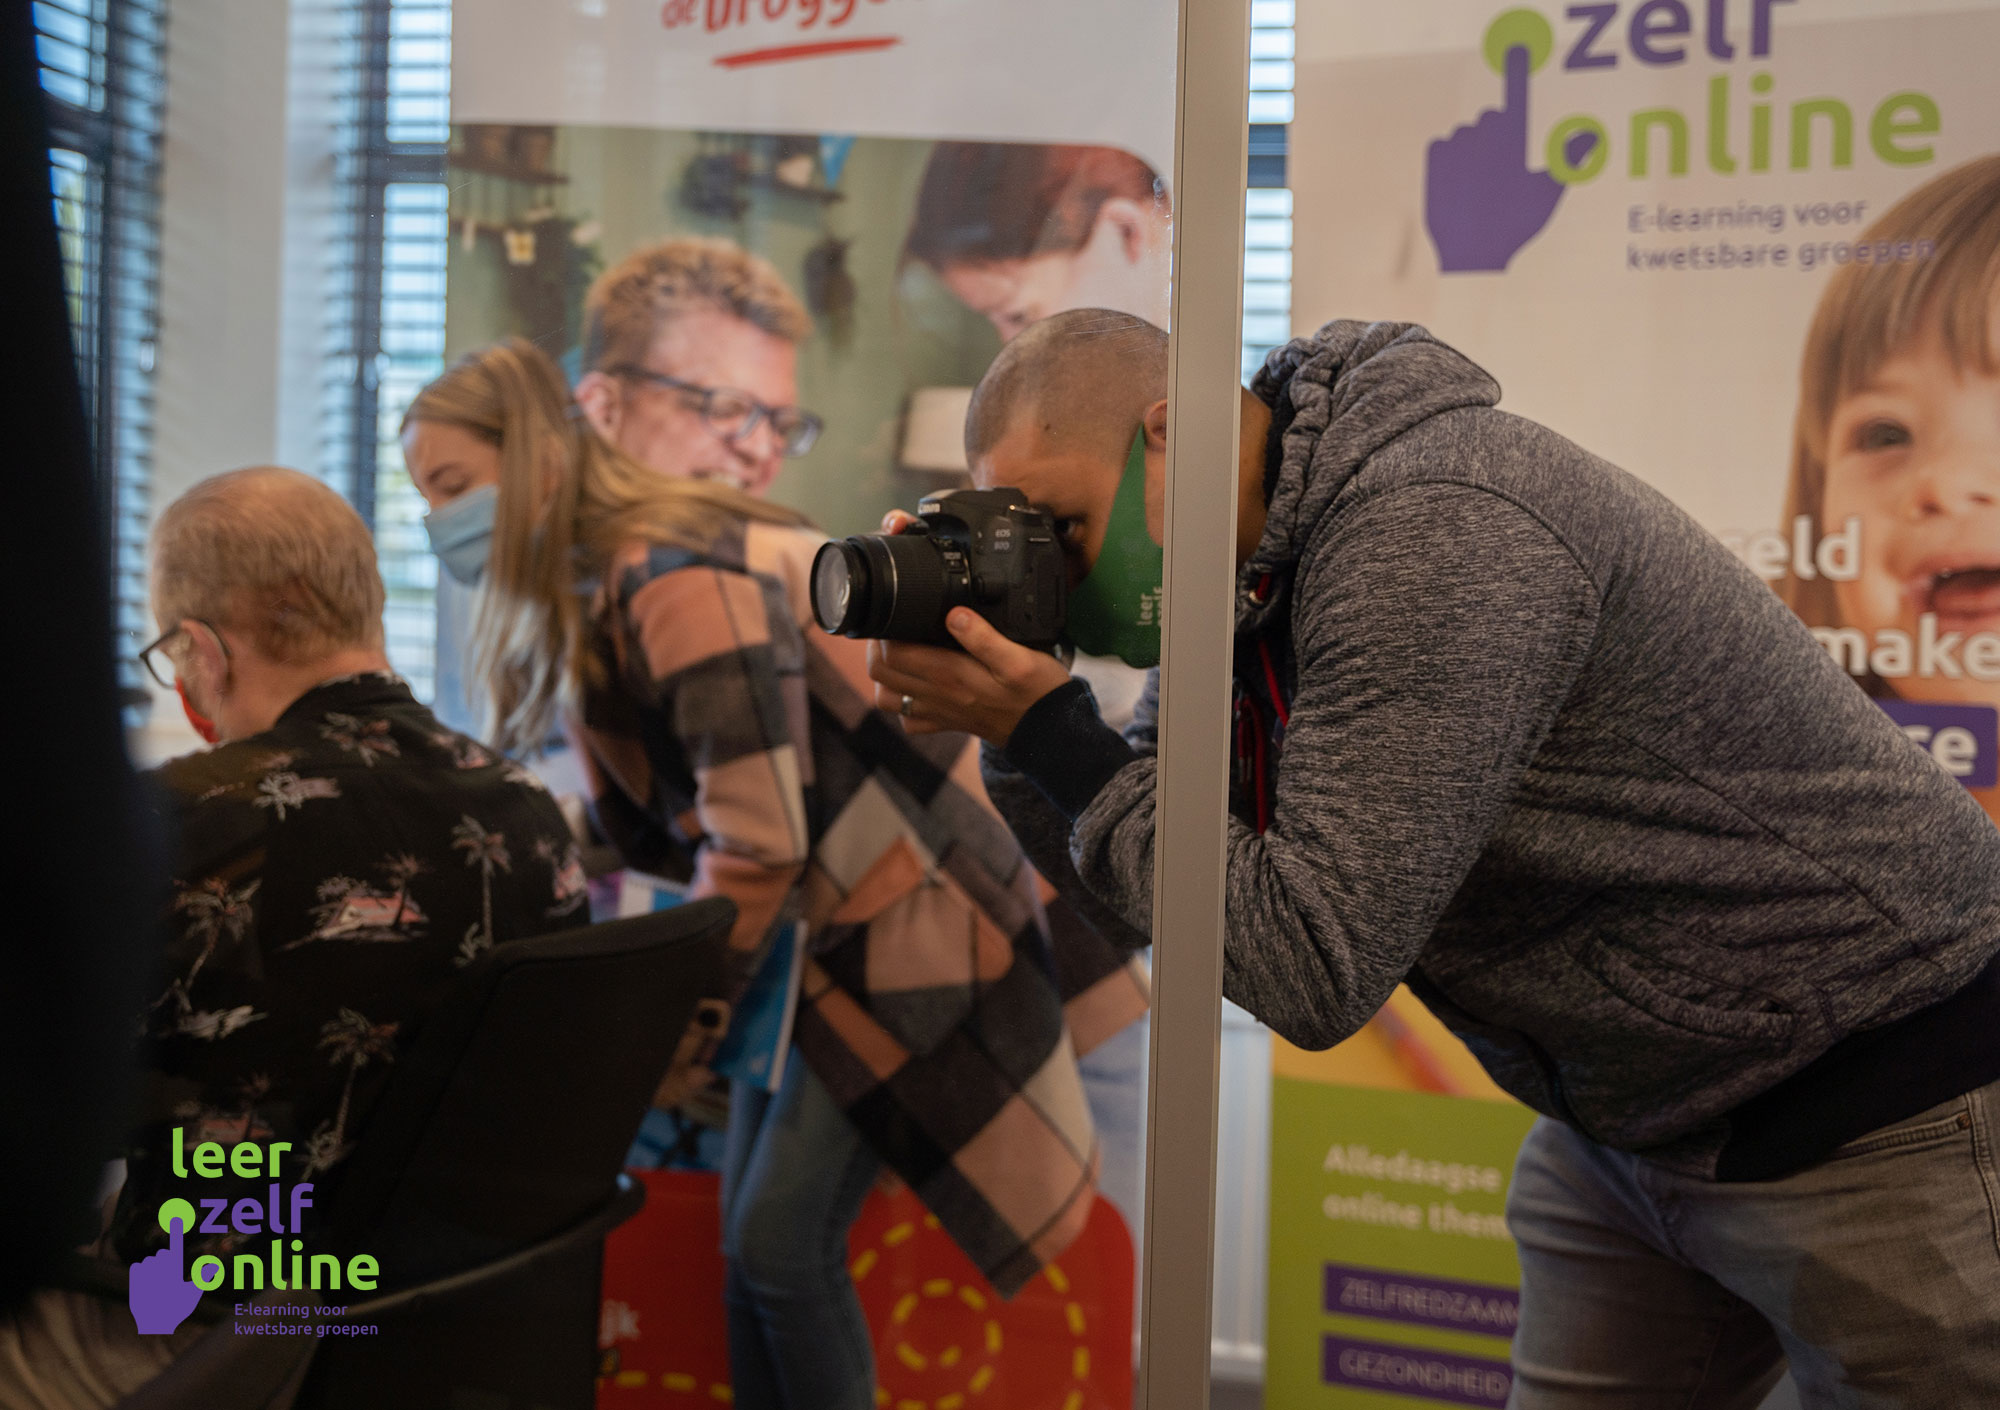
[
  {"left": 1426, "top": 8, "right": 1599, "bottom": 273},
  {"left": 129, "top": 1212, "right": 201, "bottom": 1336}
]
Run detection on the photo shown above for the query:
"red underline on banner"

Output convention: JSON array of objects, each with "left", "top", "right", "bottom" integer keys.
[{"left": 712, "top": 36, "right": 901, "bottom": 68}]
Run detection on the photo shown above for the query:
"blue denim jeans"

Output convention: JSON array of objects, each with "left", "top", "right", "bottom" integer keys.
[
  {"left": 1078, "top": 1012, "right": 1149, "bottom": 1235},
  {"left": 719, "top": 1060, "right": 881, "bottom": 1410},
  {"left": 1505, "top": 1079, "right": 2000, "bottom": 1408}
]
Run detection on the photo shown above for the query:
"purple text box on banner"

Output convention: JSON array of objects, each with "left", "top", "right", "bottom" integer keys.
[
  {"left": 1324, "top": 1261, "right": 1519, "bottom": 1337},
  {"left": 1323, "top": 1334, "right": 1513, "bottom": 1408},
  {"left": 1876, "top": 699, "right": 1999, "bottom": 789}
]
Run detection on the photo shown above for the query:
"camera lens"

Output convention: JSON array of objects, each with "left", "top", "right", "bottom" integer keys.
[
  {"left": 811, "top": 541, "right": 864, "bottom": 634},
  {"left": 811, "top": 533, "right": 954, "bottom": 642}
]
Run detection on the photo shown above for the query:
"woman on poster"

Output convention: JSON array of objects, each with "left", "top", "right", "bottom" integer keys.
[{"left": 903, "top": 141, "right": 1173, "bottom": 342}]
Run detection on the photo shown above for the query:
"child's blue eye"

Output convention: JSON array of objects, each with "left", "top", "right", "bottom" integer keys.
[{"left": 1855, "top": 418, "right": 1912, "bottom": 452}]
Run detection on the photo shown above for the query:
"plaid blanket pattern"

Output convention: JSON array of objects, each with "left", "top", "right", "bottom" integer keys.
[{"left": 572, "top": 518, "right": 1147, "bottom": 1295}]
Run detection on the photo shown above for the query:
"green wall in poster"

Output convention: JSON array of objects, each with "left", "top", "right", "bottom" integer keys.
[
  {"left": 442, "top": 125, "right": 1001, "bottom": 541},
  {"left": 1266, "top": 1077, "right": 1538, "bottom": 1408}
]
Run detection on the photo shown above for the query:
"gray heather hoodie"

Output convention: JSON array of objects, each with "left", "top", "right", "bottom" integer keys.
[{"left": 985, "top": 320, "right": 2000, "bottom": 1166}]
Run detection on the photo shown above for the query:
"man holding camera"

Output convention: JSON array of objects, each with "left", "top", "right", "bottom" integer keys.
[{"left": 864, "top": 310, "right": 2000, "bottom": 1405}]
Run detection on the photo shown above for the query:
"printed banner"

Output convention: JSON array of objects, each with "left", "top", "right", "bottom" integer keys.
[
  {"left": 1292, "top": 0, "right": 2000, "bottom": 824},
  {"left": 451, "top": 0, "right": 1175, "bottom": 171},
  {"left": 1280, "top": 5, "right": 2000, "bottom": 1401},
  {"left": 1266, "top": 991, "right": 1537, "bottom": 1408},
  {"left": 443, "top": 4, "right": 1173, "bottom": 1383},
  {"left": 1267, "top": 1023, "right": 1537, "bottom": 1410},
  {"left": 442, "top": 2, "right": 1177, "bottom": 541},
  {"left": 436, "top": 124, "right": 1174, "bottom": 539}
]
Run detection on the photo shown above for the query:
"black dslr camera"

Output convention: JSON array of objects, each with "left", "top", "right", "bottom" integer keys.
[{"left": 811, "top": 488, "right": 1066, "bottom": 648}]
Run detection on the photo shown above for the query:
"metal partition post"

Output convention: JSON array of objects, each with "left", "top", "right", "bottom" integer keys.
[{"left": 1139, "top": 0, "right": 1250, "bottom": 1406}]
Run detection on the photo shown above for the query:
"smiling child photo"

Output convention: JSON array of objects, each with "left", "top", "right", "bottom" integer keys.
[{"left": 1779, "top": 153, "right": 2000, "bottom": 823}]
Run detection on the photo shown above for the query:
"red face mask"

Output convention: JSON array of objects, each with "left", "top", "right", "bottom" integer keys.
[{"left": 177, "top": 680, "right": 221, "bottom": 745}]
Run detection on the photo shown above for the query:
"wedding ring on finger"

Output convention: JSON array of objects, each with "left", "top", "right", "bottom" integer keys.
[{"left": 899, "top": 693, "right": 915, "bottom": 718}]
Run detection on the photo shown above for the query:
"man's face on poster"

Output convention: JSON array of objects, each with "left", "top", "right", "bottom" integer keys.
[{"left": 583, "top": 305, "right": 802, "bottom": 496}]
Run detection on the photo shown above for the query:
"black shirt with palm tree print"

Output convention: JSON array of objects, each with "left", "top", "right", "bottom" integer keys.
[{"left": 111, "top": 673, "right": 587, "bottom": 1264}]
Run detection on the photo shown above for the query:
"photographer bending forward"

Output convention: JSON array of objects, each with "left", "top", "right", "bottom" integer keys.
[{"left": 870, "top": 311, "right": 2000, "bottom": 1408}]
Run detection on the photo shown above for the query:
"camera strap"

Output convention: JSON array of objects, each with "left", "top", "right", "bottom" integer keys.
[{"left": 1233, "top": 573, "right": 1292, "bottom": 835}]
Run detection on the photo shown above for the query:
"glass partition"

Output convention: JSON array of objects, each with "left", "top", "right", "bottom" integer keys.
[
  {"left": 66, "top": 0, "right": 1267, "bottom": 1403},
  {"left": 63, "top": 0, "right": 1989, "bottom": 1402}
]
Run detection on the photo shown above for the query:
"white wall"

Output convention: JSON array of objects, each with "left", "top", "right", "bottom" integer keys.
[
  {"left": 1212, "top": 1005, "right": 1272, "bottom": 1383},
  {"left": 137, "top": 0, "right": 344, "bottom": 766},
  {"left": 152, "top": 0, "right": 291, "bottom": 508}
]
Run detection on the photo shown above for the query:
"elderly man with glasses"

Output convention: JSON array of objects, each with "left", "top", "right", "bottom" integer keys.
[
  {"left": 0, "top": 467, "right": 588, "bottom": 1410},
  {"left": 573, "top": 237, "right": 821, "bottom": 496}
]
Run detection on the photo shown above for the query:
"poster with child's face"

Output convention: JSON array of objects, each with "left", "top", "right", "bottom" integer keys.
[{"left": 1292, "top": 0, "right": 2000, "bottom": 822}]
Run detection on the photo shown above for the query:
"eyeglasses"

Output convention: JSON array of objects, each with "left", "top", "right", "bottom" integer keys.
[
  {"left": 137, "top": 620, "right": 230, "bottom": 691},
  {"left": 610, "top": 366, "right": 824, "bottom": 458}
]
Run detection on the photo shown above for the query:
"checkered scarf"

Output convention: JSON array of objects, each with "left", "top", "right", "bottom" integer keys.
[{"left": 573, "top": 520, "right": 1148, "bottom": 1295}]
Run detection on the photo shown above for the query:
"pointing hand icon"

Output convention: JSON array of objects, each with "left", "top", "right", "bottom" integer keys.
[
  {"left": 1425, "top": 35, "right": 1598, "bottom": 273},
  {"left": 129, "top": 1217, "right": 202, "bottom": 1336}
]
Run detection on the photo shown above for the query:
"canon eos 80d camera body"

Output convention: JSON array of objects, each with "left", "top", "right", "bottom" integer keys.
[{"left": 810, "top": 488, "right": 1065, "bottom": 649}]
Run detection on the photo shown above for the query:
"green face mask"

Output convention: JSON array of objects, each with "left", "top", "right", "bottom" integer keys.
[{"left": 1062, "top": 431, "right": 1164, "bottom": 669}]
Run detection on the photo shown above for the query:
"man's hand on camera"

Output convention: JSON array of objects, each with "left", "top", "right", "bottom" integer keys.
[{"left": 868, "top": 610, "right": 1072, "bottom": 747}]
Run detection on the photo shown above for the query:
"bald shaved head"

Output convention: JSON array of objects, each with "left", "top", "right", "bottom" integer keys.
[
  {"left": 966, "top": 308, "right": 1168, "bottom": 465},
  {"left": 152, "top": 466, "right": 385, "bottom": 663},
  {"left": 963, "top": 308, "right": 1274, "bottom": 581}
]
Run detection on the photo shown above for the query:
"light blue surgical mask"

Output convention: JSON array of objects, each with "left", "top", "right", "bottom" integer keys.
[{"left": 424, "top": 484, "right": 497, "bottom": 586}]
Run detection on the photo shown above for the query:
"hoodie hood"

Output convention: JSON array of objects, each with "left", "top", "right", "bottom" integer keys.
[{"left": 1239, "top": 321, "right": 1500, "bottom": 629}]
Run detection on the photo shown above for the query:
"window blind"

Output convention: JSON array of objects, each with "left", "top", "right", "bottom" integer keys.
[
  {"left": 36, "top": 0, "right": 167, "bottom": 707},
  {"left": 323, "top": 0, "right": 451, "bottom": 700},
  {"left": 1244, "top": 0, "right": 1294, "bottom": 379}
]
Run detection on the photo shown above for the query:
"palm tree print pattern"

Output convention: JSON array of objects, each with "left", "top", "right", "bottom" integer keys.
[
  {"left": 151, "top": 877, "right": 262, "bottom": 1039},
  {"left": 453, "top": 815, "right": 513, "bottom": 965},
  {"left": 321, "top": 712, "right": 400, "bottom": 766},
  {"left": 176, "top": 1005, "right": 266, "bottom": 1041},
  {"left": 293, "top": 853, "right": 432, "bottom": 947},
  {"left": 115, "top": 671, "right": 584, "bottom": 1266},
  {"left": 427, "top": 728, "right": 496, "bottom": 770},
  {"left": 534, "top": 836, "right": 590, "bottom": 919},
  {"left": 302, "top": 1008, "right": 400, "bottom": 1176},
  {"left": 254, "top": 771, "right": 341, "bottom": 819}
]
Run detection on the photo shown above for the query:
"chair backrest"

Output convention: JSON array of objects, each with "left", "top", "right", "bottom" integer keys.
[{"left": 322, "top": 898, "right": 733, "bottom": 1284}]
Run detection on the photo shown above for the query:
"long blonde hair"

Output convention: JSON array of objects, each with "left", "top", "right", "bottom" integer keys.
[
  {"left": 1780, "top": 154, "right": 2000, "bottom": 630},
  {"left": 402, "top": 338, "right": 808, "bottom": 753}
]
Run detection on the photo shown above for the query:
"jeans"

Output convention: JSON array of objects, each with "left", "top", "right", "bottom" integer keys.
[
  {"left": 719, "top": 1059, "right": 881, "bottom": 1410},
  {"left": 1505, "top": 1079, "right": 2000, "bottom": 1408},
  {"left": 1078, "top": 1012, "right": 1149, "bottom": 1237}
]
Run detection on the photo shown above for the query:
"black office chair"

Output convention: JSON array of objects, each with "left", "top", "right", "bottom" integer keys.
[{"left": 109, "top": 898, "right": 733, "bottom": 1410}]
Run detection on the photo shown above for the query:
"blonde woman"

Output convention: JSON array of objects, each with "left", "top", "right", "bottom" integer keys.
[{"left": 400, "top": 339, "right": 1120, "bottom": 1409}]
